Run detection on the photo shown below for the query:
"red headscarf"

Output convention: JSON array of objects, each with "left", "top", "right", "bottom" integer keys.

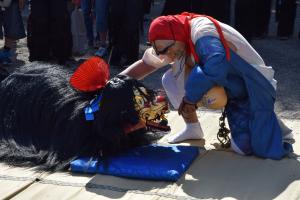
[{"left": 148, "top": 12, "right": 231, "bottom": 63}]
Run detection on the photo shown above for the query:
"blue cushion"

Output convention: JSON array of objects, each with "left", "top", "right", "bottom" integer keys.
[{"left": 70, "top": 144, "right": 199, "bottom": 182}]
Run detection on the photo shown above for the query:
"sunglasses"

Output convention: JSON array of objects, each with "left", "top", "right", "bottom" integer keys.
[
  {"left": 153, "top": 42, "right": 175, "bottom": 56},
  {"left": 151, "top": 21, "right": 176, "bottom": 56}
]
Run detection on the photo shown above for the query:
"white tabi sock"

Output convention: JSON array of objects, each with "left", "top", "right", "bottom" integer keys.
[{"left": 167, "top": 122, "right": 204, "bottom": 143}]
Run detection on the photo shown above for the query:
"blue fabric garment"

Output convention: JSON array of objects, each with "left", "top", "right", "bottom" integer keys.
[
  {"left": 71, "top": 144, "right": 199, "bottom": 182},
  {"left": 226, "top": 99, "right": 252, "bottom": 155},
  {"left": 185, "top": 36, "right": 248, "bottom": 103},
  {"left": 84, "top": 94, "right": 102, "bottom": 121},
  {"left": 185, "top": 36, "right": 292, "bottom": 159},
  {"left": 94, "top": 0, "right": 108, "bottom": 33},
  {"left": 81, "top": 0, "right": 108, "bottom": 44}
]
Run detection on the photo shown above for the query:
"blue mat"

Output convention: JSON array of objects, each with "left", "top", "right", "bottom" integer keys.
[{"left": 70, "top": 144, "right": 199, "bottom": 182}]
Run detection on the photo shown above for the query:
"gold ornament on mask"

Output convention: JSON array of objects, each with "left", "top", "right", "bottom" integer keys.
[{"left": 133, "top": 87, "right": 170, "bottom": 131}]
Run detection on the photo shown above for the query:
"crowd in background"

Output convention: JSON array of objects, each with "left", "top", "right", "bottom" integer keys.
[
  {"left": 162, "top": 0, "right": 299, "bottom": 42},
  {"left": 0, "top": 0, "right": 298, "bottom": 69}
]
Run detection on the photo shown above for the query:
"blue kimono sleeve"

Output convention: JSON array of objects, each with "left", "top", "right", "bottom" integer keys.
[{"left": 185, "top": 36, "right": 232, "bottom": 103}]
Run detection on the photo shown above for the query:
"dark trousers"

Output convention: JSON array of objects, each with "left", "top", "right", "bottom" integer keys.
[
  {"left": 143, "top": 0, "right": 152, "bottom": 14},
  {"left": 235, "top": 0, "right": 256, "bottom": 42},
  {"left": 161, "top": 0, "right": 191, "bottom": 15},
  {"left": 276, "top": 0, "right": 297, "bottom": 37},
  {"left": 235, "top": 0, "right": 272, "bottom": 42},
  {"left": 161, "top": 0, "right": 231, "bottom": 24},
  {"left": 191, "top": 0, "right": 231, "bottom": 24},
  {"left": 109, "top": 0, "right": 143, "bottom": 65},
  {"left": 254, "top": 0, "right": 272, "bottom": 37},
  {"left": 28, "top": 0, "right": 72, "bottom": 63}
]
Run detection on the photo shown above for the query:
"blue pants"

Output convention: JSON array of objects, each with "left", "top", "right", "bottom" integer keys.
[
  {"left": 226, "top": 99, "right": 252, "bottom": 155},
  {"left": 81, "top": 0, "right": 108, "bottom": 44}
]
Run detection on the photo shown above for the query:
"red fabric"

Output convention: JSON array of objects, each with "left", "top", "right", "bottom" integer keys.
[
  {"left": 148, "top": 15, "right": 191, "bottom": 55},
  {"left": 149, "top": 15, "right": 188, "bottom": 44},
  {"left": 148, "top": 12, "right": 231, "bottom": 63}
]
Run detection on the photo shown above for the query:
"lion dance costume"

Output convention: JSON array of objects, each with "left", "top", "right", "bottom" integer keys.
[{"left": 0, "top": 57, "right": 169, "bottom": 170}]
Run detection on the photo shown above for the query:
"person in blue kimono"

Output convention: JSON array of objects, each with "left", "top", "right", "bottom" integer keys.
[{"left": 119, "top": 12, "right": 294, "bottom": 160}]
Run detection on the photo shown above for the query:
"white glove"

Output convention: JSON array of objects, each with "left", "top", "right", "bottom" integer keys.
[{"left": 142, "top": 47, "right": 170, "bottom": 68}]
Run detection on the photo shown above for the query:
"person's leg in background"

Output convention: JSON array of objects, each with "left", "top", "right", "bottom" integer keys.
[
  {"left": 254, "top": 0, "right": 272, "bottom": 38},
  {"left": 0, "top": 0, "right": 26, "bottom": 65},
  {"left": 28, "top": 0, "right": 50, "bottom": 62},
  {"left": 276, "top": 0, "right": 297, "bottom": 39},
  {"left": 190, "top": 0, "right": 204, "bottom": 15},
  {"left": 143, "top": 0, "right": 152, "bottom": 15},
  {"left": 0, "top": 10, "right": 6, "bottom": 77},
  {"left": 94, "top": 0, "right": 108, "bottom": 48},
  {"left": 6, "top": 1, "right": 26, "bottom": 35},
  {"left": 193, "top": 0, "right": 231, "bottom": 24},
  {"left": 0, "top": 0, "right": 25, "bottom": 65},
  {"left": 234, "top": 0, "right": 256, "bottom": 43},
  {"left": 108, "top": 0, "right": 124, "bottom": 66},
  {"left": 140, "top": 0, "right": 152, "bottom": 35},
  {"left": 81, "top": 0, "right": 94, "bottom": 47},
  {"left": 0, "top": 38, "right": 16, "bottom": 65},
  {"left": 2, "top": 0, "right": 26, "bottom": 61},
  {"left": 161, "top": 0, "right": 191, "bottom": 15},
  {"left": 49, "top": 0, "right": 72, "bottom": 64},
  {"left": 120, "top": 0, "right": 143, "bottom": 66}
]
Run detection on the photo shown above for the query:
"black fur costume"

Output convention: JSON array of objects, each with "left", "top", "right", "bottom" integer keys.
[
  {"left": 0, "top": 62, "right": 159, "bottom": 170},
  {"left": 0, "top": 68, "right": 8, "bottom": 82}
]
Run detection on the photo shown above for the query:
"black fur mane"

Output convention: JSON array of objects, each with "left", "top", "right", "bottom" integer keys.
[{"left": 0, "top": 62, "right": 157, "bottom": 170}]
